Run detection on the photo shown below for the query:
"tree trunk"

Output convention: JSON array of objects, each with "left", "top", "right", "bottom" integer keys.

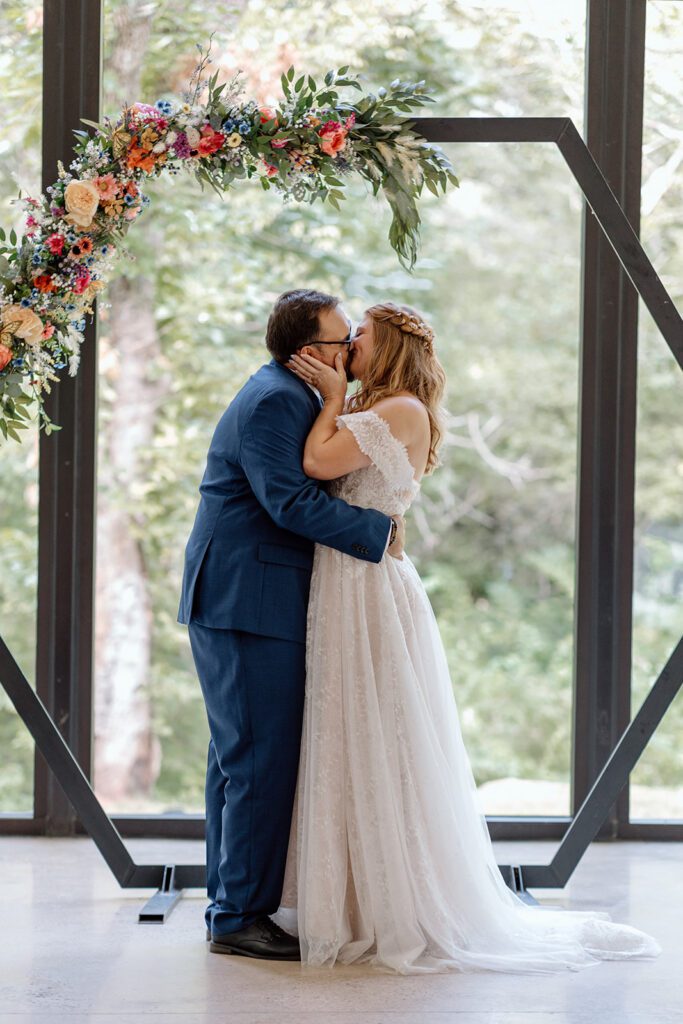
[
  {"left": 94, "top": 275, "right": 167, "bottom": 803},
  {"left": 93, "top": 5, "right": 160, "bottom": 805}
]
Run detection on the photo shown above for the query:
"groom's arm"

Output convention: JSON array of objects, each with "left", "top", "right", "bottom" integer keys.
[{"left": 239, "top": 390, "right": 392, "bottom": 563}]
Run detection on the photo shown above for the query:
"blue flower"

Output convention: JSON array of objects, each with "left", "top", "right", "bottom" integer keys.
[
  {"left": 66, "top": 303, "right": 76, "bottom": 312},
  {"left": 32, "top": 253, "right": 43, "bottom": 265},
  {"left": 20, "top": 298, "right": 31, "bottom": 307},
  {"left": 155, "top": 99, "right": 174, "bottom": 116},
  {"left": 31, "top": 288, "right": 39, "bottom": 297},
  {"left": 86, "top": 256, "right": 95, "bottom": 266},
  {"left": 222, "top": 118, "right": 235, "bottom": 133},
  {"left": 124, "top": 193, "right": 136, "bottom": 205},
  {"left": 238, "top": 122, "right": 251, "bottom": 136}
]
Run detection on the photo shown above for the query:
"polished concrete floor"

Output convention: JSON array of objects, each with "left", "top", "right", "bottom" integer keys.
[{"left": 0, "top": 836, "right": 679, "bottom": 1024}]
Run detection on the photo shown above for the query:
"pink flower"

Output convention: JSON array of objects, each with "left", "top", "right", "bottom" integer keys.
[
  {"left": 73, "top": 270, "right": 91, "bottom": 294},
  {"left": 46, "top": 234, "right": 66, "bottom": 255},
  {"left": 93, "top": 173, "right": 118, "bottom": 201},
  {"left": 271, "top": 139, "right": 289, "bottom": 149},
  {"left": 26, "top": 215, "right": 38, "bottom": 228},
  {"left": 42, "top": 323, "right": 55, "bottom": 340},
  {"left": 123, "top": 205, "right": 142, "bottom": 221},
  {"left": 129, "top": 102, "right": 164, "bottom": 124},
  {"left": 0, "top": 342, "right": 12, "bottom": 371},
  {"left": 261, "top": 159, "right": 279, "bottom": 178}
]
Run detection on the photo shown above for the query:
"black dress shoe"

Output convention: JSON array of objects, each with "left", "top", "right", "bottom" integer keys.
[{"left": 209, "top": 916, "right": 301, "bottom": 960}]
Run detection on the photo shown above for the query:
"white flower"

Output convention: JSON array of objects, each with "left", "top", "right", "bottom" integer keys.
[
  {"left": 185, "top": 125, "right": 200, "bottom": 149},
  {"left": 152, "top": 142, "right": 166, "bottom": 153},
  {"left": 165, "top": 131, "right": 177, "bottom": 145}
]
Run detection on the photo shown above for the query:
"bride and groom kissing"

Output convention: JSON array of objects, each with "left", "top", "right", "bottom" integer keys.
[{"left": 177, "top": 289, "right": 661, "bottom": 975}]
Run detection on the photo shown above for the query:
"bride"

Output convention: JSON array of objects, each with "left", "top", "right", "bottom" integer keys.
[{"left": 273, "top": 301, "right": 662, "bottom": 975}]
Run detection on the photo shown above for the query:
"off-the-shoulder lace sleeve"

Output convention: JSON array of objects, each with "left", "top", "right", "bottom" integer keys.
[{"left": 335, "top": 410, "right": 417, "bottom": 493}]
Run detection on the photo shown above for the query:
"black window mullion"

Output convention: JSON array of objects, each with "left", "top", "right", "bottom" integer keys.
[
  {"left": 573, "top": 0, "right": 646, "bottom": 835},
  {"left": 34, "top": 0, "right": 103, "bottom": 835}
]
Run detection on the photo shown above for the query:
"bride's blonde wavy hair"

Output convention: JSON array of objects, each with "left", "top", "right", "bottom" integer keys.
[{"left": 347, "top": 302, "right": 446, "bottom": 474}]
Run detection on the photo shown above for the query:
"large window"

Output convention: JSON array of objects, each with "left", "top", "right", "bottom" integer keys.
[
  {"left": 630, "top": 0, "right": 683, "bottom": 822},
  {"left": 1, "top": 0, "right": 680, "bottom": 836},
  {"left": 0, "top": 2, "right": 42, "bottom": 813},
  {"left": 91, "top": 0, "right": 587, "bottom": 818}
]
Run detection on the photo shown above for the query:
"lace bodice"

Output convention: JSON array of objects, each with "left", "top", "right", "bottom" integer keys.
[{"left": 329, "top": 410, "right": 421, "bottom": 515}]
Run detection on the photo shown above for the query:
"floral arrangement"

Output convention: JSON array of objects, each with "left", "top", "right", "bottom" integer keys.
[{"left": 0, "top": 41, "right": 458, "bottom": 443}]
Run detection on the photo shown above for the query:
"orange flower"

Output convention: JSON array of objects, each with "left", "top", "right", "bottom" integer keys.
[
  {"left": 0, "top": 342, "right": 12, "bottom": 371},
  {"left": 259, "top": 106, "right": 279, "bottom": 126},
  {"left": 34, "top": 274, "right": 58, "bottom": 293},
  {"left": 197, "top": 125, "right": 225, "bottom": 157},
  {"left": 127, "top": 145, "right": 156, "bottom": 173},
  {"left": 68, "top": 238, "right": 92, "bottom": 260},
  {"left": 319, "top": 121, "right": 348, "bottom": 157}
]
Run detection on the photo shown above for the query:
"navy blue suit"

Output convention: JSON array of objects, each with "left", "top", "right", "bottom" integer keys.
[{"left": 178, "top": 357, "right": 391, "bottom": 935}]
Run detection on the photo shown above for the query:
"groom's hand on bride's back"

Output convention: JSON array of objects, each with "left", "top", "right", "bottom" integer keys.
[{"left": 387, "top": 514, "right": 406, "bottom": 560}]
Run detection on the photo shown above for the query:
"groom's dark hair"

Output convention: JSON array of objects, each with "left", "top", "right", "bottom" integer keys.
[{"left": 266, "top": 288, "right": 340, "bottom": 362}]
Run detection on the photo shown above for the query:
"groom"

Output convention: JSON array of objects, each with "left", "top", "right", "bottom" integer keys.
[{"left": 177, "top": 288, "right": 405, "bottom": 959}]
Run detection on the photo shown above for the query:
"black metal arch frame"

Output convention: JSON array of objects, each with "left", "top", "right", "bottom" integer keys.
[{"left": 1, "top": 1, "right": 681, "bottom": 919}]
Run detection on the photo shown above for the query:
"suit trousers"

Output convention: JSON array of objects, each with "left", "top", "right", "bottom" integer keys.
[{"left": 187, "top": 622, "right": 306, "bottom": 935}]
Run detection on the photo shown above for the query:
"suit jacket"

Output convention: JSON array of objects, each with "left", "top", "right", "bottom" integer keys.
[{"left": 177, "top": 358, "right": 391, "bottom": 642}]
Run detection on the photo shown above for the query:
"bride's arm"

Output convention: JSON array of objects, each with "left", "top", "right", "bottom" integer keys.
[{"left": 287, "top": 351, "right": 372, "bottom": 480}]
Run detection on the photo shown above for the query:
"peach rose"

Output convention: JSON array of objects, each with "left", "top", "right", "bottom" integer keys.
[
  {"left": 64, "top": 178, "right": 100, "bottom": 229},
  {"left": 0, "top": 341, "right": 12, "bottom": 371},
  {"left": 319, "top": 124, "right": 348, "bottom": 157},
  {"left": 0, "top": 304, "right": 45, "bottom": 347}
]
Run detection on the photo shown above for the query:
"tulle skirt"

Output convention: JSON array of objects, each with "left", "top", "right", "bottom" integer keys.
[{"left": 273, "top": 545, "right": 662, "bottom": 974}]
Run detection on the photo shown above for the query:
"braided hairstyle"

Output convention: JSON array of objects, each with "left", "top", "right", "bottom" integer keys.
[{"left": 347, "top": 302, "right": 446, "bottom": 474}]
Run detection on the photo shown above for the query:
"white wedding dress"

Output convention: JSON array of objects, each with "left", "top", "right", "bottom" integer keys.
[{"left": 272, "top": 409, "right": 662, "bottom": 974}]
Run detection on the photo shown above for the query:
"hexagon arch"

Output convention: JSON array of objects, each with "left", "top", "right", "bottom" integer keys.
[{"left": 1, "top": 109, "right": 681, "bottom": 919}]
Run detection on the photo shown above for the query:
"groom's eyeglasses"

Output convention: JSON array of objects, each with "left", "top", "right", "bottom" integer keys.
[{"left": 312, "top": 328, "right": 354, "bottom": 347}]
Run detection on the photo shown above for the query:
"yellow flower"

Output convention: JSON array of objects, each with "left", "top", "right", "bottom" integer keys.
[
  {"left": 140, "top": 126, "right": 159, "bottom": 148},
  {"left": 227, "top": 133, "right": 243, "bottom": 149},
  {"left": 63, "top": 178, "right": 100, "bottom": 230}
]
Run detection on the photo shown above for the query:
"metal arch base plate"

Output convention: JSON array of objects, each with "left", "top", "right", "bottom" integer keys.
[
  {"left": 139, "top": 865, "right": 183, "bottom": 923},
  {"left": 1, "top": 115, "right": 682, "bottom": 916}
]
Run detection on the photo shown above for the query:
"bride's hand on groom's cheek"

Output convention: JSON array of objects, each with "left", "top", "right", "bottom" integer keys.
[{"left": 286, "top": 352, "right": 347, "bottom": 404}]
